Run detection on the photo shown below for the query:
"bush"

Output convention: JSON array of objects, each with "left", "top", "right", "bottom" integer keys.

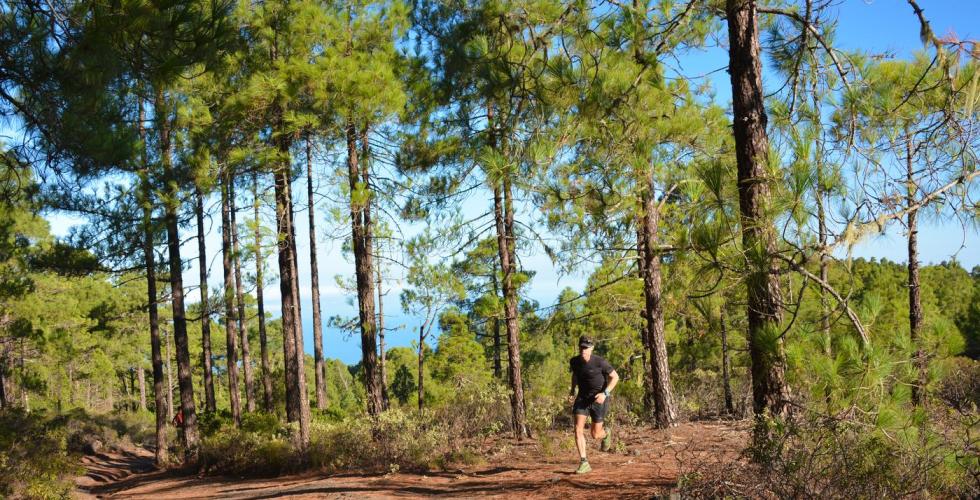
[
  {"left": 433, "top": 380, "right": 508, "bottom": 447},
  {"left": 199, "top": 408, "right": 470, "bottom": 476},
  {"left": 308, "top": 409, "right": 448, "bottom": 472},
  {"left": 678, "top": 411, "right": 979, "bottom": 499},
  {"left": 62, "top": 408, "right": 156, "bottom": 453},
  {"left": 197, "top": 410, "right": 234, "bottom": 438},
  {"left": 0, "top": 408, "right": 82, "bottom": 499},
  {"left": 938, "top": 357, "right": 980, "bottom": 413}
]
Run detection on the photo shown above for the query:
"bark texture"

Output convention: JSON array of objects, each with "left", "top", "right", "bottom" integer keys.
[
  {"left": 195, "top": 188, "right": 216, "bottom": 413},
  {"left": 307, "top": 136, "right": 327, "bottom": 410},
  {"left": 906, "top": 136, "right": 926, "bottom": 407},
  {"left": 640, "top": 183, "right": 677, "bottom": 428},
  {"left": 158, "top": 90, "right": 198, "bottom": 459},
  {"left": 273, "top": 124, "right": 310, "bottom": 444},
  {"left": 376, "top": 254, "right": 390, "bottom": 410},
  {"left": 725, "top": 0, "right": 791, "bottom": 418},
  {"left": 720, "top": 305, "right": 734, "bottom": 415},
  {"left": 494, "top": 181, "right": 529, "bottom": 439},
  {"left": 253, "top": 174, "right": 274, "bottom": 412},
  {"left": 138, "top": 94, "right": 167, "bottom": 465},
  {"left": 221, "top": 176, "right": 241, "bottom": 426},
  {"left": 346, "top": 118, "right": 383, "bottom": 416},
  {"left": 230, "top": 184, "right": 255, "bottom": 413}
]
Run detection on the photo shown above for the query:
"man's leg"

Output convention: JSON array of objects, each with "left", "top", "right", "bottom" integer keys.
[
  {"left": 591, "top": 400, "right": 611, "bottom": 451},
  {"left": 573, "top": 413, "right": 592, "bottom": 473},
  {"left": 590, "top": 421, "right": 606, "bottom": 441},
  {"left": 574, "top": 413, "right": 588, "bottom": 460}
]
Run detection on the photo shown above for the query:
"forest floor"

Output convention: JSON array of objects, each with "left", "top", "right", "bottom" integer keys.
[{"left": 73, "top": 420, "right": 749, "bottom": 499}]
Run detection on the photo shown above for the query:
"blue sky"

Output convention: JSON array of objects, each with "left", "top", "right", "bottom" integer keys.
[{"left": 44, "top": 0, "right": 980, "bottom": 365}]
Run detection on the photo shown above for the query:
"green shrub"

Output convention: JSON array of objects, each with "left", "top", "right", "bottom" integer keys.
[
  {"left": 199, "top": 426, "right": 300, "bottom": 476},
  {"left": 678, "top": 412, "right": 979, "bottom": 498},
  {"left": 197, "top": 410, "right": 234, "bottom": 438},
  {"left": 938, "top": 357, "right": 980, "bottom": 413},
  {"left": 241, "top": 411, "right": 287, "bottom": 437},
  {"left": 0, "top": 409, "right": 82, "bottom": 499},
  {"left": 308, "top": 409, "right": 447, "bottom": 472}
]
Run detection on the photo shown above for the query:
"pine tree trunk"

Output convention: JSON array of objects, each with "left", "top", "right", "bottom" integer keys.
[
  {"left": 494, "top": 180, "right": 529, "bottom": 439},
  {"left": 487, "top": 103, "right": 528, "bottom": 439},
  {"left": 725, "top": 0, "right": 791, "bottom": 420},
  {"left": 720, "top": 305, "right": 734, "bottom": 416},
  {"left": 0, "top": 357, "right": 6, "bottom": 410},
  {"left": 273, "top": 122, "right": 310, "bottom": 444},
  {"left": 418, "top": 325, "right": 425, "bottom": 413},
  {"left": 306, "top": 135, "right": 327, "bottom": 411},
  {"left": 906, "top": 136, "right": 926, "bottom": 407},
  {"left": 139, "top": 95, "right": 168, "bottom": 466},
  {"left": 376, "top": 252, "right": 389, "bottom": 410},
  {"left": 157, "top": 89, "right": 199, "bottom": 459},
  {"left": 138, "top": 365, "right": 147, "bottom": 412},
  {"left": 129, "top": 368, "right": 137, "bottom": 411},
  {"left": 636, "top": 223, "right": 656, "bottom": 418},
  {"left": 346, "top": 117, "right": 383, "bottom": 416},
  {"left": 230, "top": 184, "right": 256, "bottom": 413},
  {"left": 195, "top": 188, "right": 217, "bottom": 413},
  {"left": 221, "top": 176, "right": 242, "bottom": 426},
  {"left": 165, "top": 328, "right": 174, "bottom": 422},
  {"left": 253, "top": 174, "right": 274, "bottom": 412},
  {"left": 640, "top": 182, "right": 677, "bottom": 428},
  {"left": 0, "top": 359, "right": 6, "bottom": 410},
  {"left": 491, "top": 271, "right": 502, "bottom": 379}
]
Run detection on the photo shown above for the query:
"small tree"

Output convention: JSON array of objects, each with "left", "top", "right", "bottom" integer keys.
[{"left": 401, "top": 231, "right": 466, "bottom": 412}]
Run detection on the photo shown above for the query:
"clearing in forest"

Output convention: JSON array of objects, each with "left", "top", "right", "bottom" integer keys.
[{"left": 74, "top": 421, "right": 747, "bottom": 499}]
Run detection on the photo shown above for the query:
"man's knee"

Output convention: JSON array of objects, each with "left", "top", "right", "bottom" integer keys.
[{"left": 591, "top": 424, "right": 603, "bottom": 439}]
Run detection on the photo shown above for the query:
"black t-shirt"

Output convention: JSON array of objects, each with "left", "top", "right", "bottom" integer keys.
[{"left": 570, "top": 354, "right": 614, "bottom": 400}]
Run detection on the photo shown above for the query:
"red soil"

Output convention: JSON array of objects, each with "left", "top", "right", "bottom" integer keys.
[{"left": 74, "top": 420, "right": 748, "bottom": 499}]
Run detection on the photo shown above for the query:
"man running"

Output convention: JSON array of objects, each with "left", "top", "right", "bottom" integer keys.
[{"left": 568, "top": 335, "right": 619, "bottom": 474}]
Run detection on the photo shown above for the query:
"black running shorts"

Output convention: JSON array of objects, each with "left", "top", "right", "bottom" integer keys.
[{"left": 572, "top": 396, "right": 609, "bottom": 422}]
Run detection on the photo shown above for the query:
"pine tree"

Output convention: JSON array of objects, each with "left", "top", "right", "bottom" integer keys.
[{"left": 724, "top": 0, "right": 791, "bottom": 427}]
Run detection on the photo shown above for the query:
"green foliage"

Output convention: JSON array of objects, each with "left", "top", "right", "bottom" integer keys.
[
  {"left": 0, "top": 409, "right": 85, "bottom": 499},
  {"left": 680, "top": 411, "right": 979, "bottom": 498}
]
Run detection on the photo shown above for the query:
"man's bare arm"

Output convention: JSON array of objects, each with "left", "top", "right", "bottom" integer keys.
[{"left": 605, "top": 370, "right": 620, "bottom": 394}]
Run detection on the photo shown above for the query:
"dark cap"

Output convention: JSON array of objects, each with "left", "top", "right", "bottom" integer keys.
[{"left": 578, "top": 335, "right": 595, "bottom": 349}]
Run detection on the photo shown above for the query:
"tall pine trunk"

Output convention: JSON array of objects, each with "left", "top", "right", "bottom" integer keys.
[
  {"left": 725, "top": 0, "right": 791, "bottom": 421},
  {"left": 157, "top": 89, "right": 199, "bottom": 459},
  {"left": 346, "top": 118, "right": 383, "bottom": 415},
  {"left": 417, "top": 325, "right": 425, "bottom": 413},
  {"left": 253, "top": 174, "right": 274, "bottom": 412},
  {"left": 164, "top": 327, "right": 174, "bottom": 422},
  {"left": 720, "top": 305, "right": 734, "bottom": 416},
  {"left": 195, "top": 188, "right": 217, "bottom": 413},
  {"left": 230, "top": 183, "right": 256, "bottom": 413},
  {"left": 127, "top": 369, "right": 135, "bottom": 411},
  {"left": 137, "top": 365, "right": 147, "bottom": 412},
  {"left": 273, "top": 121, "right": 310, "bottom": 444},
  {"left": 906, "top": 135, "right": 926, "bottom": 407},
  {"left": 306, "top": 135, "right": 327, "bottom": 410},
  {"left": 491, "top": 271, "right": 502, "bottom": 379},
  {"left": 221, "top": 175, "right": 242, "bottom": 425},
  {"left": 640, "top": 180, "right": 677, "bottom": 428},
  {"left": 139, "top": 94, "right": 167, "bottom": 465},
  {"left": 487, "top": 103, "right": 528, "bottom": 439},
  {"left": 376, "top": 250, "right": 389, "bottom": 410},
  {"left": 0, "top": 359, "right": 6, "bottom": 409},
  {"left": 494, "top": 180, "right": 529, "bottom": 439},
  {"left": 636, "top": 223, "right": 656, "bottom": 418}
]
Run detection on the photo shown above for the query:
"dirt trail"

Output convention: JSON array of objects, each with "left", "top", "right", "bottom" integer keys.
[{"left": 74, "top": 421, "right": 748, "bottom": 499}]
